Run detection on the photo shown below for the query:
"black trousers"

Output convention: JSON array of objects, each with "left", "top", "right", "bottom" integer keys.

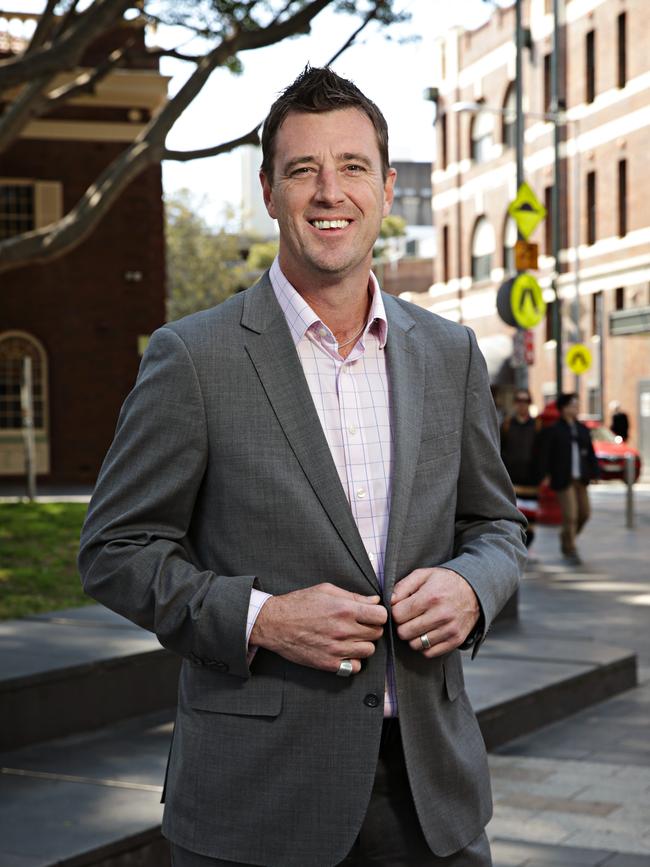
[{"left": 169, "top": 719, "right": 491, "bottom": 867}]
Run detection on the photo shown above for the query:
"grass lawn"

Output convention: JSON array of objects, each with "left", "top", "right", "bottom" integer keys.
[{"left": 0, "top": 502, "right": 92, "bottom": 620}]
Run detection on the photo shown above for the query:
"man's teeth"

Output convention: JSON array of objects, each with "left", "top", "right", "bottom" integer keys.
[{"left": 312, "top": 219, "right": 350, "bottom": 230}]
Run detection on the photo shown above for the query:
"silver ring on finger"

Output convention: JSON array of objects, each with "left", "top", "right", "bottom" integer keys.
[
  {"left": 336, "top": 659, "right": 354, "bottom": 677},
  {"left": 420, "top": 633, "right": 431, "bottom": 651}
]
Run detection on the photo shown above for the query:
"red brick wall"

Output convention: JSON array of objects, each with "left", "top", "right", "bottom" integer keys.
[{"left": 0, "top": 138, "right": 165, "bottom": 483}]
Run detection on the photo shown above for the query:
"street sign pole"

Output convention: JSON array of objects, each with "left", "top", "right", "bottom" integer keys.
[
  {"left": 551, "top": 0, "right": 563, "bottom": 398},
  {"left": 514, "top": 0, "right": 527, "bottom": 390}
]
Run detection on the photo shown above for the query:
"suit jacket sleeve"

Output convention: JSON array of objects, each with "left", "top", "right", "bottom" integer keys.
[
  {"left": 78, "top": 326, "right": 255, "bottom": 679},
  {"left": 437, "top": 328, "right": 527, "bottom": 652}
]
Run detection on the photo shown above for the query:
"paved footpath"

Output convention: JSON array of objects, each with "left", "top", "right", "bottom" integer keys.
[{"left": 489, "top": 483, "right": 650, "bottom": 867}]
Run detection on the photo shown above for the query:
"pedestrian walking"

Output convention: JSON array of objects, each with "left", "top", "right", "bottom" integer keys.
[
  {"left": 609, "top": 400, "right": 630, "bottom": 442},
  {"left": 500, "top": 388, "right": 542, "bottom": 549},
  {"left": 541, "top": 393, "right": 600, "bottom": 566},
  {"left": 78, "top": 66, "right": 526, "bottom": 866}
]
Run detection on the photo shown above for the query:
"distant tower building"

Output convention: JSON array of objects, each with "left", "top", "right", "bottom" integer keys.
[
  {"left": 0, "top": 12, "right": 168, "bottom": 485},
  {"left": 240, "top": 146, "right": 278, "bottom": 238}
]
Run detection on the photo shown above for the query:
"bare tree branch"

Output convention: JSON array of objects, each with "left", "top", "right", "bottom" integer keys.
[
  {"left": 45, "top": 39, "right": 136, "bottom": 106},
  {"left": 25, "top": 0, "right": 59, "bottom": 56},
  {"left": 0, "top": 0, "right": 135, "bottom": 91},
  {"left": 0, "top": 75, "right": 56, "bottom": 153},
  {"left": 163, "top": 124, "right": 261, "bottom": 162}
]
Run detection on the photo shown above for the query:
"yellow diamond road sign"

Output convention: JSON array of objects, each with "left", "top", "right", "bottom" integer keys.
[
  {"left": 566, "top": 344, "right": 593, "bottom": 375},
  {"left": 510, "top": 273, "right": 546, "bottom": 328},
  {"left": 508, "top": 182, "right": 547, "bottom": 240}
]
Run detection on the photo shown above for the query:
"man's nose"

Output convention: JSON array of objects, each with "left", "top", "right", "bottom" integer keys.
[{"left": 314, "top": 167, "right": 345, "bottom": 205}]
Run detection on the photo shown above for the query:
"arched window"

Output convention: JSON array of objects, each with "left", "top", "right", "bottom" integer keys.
[
  {"left": 470, "top": 110, "right": 494, "bottom": 163},
  {"left": 502, "top": 83, "right": 516, "bottom": 149},
  {"left": 471, "top": 217, "right": 495, "bottom": 282},
  {"left": 503, "top": 216, "right": 517, "bottom": 275},
  {"left": 0, "top": 331, "right": 49, "bottom": 474}
]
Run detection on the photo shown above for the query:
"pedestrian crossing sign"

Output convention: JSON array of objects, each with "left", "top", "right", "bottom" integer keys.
[
  {"left": 508, "top": 182, "right": 547, "bottom": 240},
  {"left": 566, "top": 344, "right": 592, "bottom": 375},
  {"left": 510, "top": 273, "right": 546, "bottom": 328}
]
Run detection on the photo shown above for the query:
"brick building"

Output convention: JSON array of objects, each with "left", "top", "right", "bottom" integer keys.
[
  {"left": 412, "top": 0, "right": 650, "bottom": 468},
  {"left": 0, "top": 13, "right": 167, "bottom": 485}
]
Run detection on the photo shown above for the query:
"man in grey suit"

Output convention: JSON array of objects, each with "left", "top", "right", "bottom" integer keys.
[{"left": 79, "top": 66, "right": 526, "bottom": 866}]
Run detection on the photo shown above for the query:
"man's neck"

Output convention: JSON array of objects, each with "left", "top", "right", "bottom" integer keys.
[{"left": 278, "top": 258, "right": 374, "bottom": 338}]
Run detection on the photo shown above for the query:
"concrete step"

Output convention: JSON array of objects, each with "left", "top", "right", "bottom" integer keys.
[
  {"left": 0, "top": 614, "right": 637, "bottom": 866},
  {"left": 0, "top": 607, "right": 180, "bottom": 751}
]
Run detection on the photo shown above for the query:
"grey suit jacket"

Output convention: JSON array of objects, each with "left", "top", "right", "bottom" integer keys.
[{"left": 79, "top": 272, "right": 526, "bottom": 865}]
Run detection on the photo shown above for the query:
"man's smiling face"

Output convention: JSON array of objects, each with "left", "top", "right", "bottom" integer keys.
[{"left": 260, "top": 107, "right": 395, "bottom": 289}]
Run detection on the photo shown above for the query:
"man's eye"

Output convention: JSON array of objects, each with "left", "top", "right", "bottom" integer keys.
[
  {"left": 290, "top": 167, "right": 314, "bottom": 176},
  {"left": 346, "top": 164, "right": 365, "bottom": 173}
]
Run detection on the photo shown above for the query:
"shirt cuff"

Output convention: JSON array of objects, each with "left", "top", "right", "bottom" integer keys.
[{"left": 246, "top": 588, "right": 272, "bottom": 661}]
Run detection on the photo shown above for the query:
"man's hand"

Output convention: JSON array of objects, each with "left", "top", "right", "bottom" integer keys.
[
  {"left": 391, "top": 567, "right": 479, "bottom": 658},
  {"left": 250, "top": 583, "right": 387, "bottom": 674}
]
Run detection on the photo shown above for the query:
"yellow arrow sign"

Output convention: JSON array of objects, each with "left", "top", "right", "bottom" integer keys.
[
  {"left": 566, "top": 344, "right": 593, "bottom": 375},
  {"left": 510, "top": 274, "right": 546, "bottom": 328},
  {"left": 508, "top": 182, "right": 547, "bottom": 240}
]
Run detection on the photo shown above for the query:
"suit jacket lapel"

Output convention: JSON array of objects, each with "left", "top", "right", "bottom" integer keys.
[
  {"left": 241, "top": 275, "right": 380, "bottom": 594},
  {"left": 382, "top": 296, "right": 425, "bottom": 596}
]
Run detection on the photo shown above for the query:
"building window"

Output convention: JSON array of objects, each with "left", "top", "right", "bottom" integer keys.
[
  {"left": 545, "top": 300, "right": 556, "bottom": 343},
  {"left": 0, "top": 333, "right": 47, "bottom": 431},
  {"left": 503, "top": 216, "right": 517, "bottom": 275},
  {"left": 615, "top": 287, "right": 624, "bottom": 310},
  {"left": 592, "top": 291, "right": 602, "bottom": 336},
  {"left": 442, "top": 224, "right": 450, "bottom": 284},
  {"left": 502, "top": 83, "right": 516, "bottom": 149},
  {"left": 586, "top": 30, "right": 596, "bottom": 104},
  {"left": 543, "top": 53, "right": 552, "bottom": 114},
  {"left": 617, "top": 13, "right": 627, "bottom": 88},
  {"left": 440, "top": 113, "right": 448, "bottom": 170},
  {"left": 618, "top": 159, "right": 627, "bottom": 237},
  {"left": 470, "top": 111, "right": 494, "bottom": 164},
  {"left": 587, "top": 171, "right": 596, "bottom": 245},
  {"left": 471, "top": 217, "right": 495, "bottom": 282},
  {"left": 587, "top": 386, "right": 601, "bottom": 417},
  {"left": 0, "top": 184, "right": 35, "bottom": 240},
  {"left": 544, "top": 186, "right": 553, "bottom": 255}
]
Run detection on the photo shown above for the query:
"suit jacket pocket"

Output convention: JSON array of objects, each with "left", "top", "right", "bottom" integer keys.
[
  {"left": 184, "top": 662, "right": 284, "bottom": 717},
  {"left": 443, "top": 652, "right": 465, "bottom": 702}
]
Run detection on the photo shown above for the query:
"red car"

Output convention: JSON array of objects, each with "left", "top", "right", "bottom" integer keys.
[{"left": 583, "top": 419, "right": 641, "bottom": 482}]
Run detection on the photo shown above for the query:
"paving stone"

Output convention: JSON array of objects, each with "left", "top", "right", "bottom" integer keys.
[
  {"left": 496, "top": 792, "right": 620, "bottom": 817},
  {"left": 562, "top": 830, "right": 650, "bottom": 856},
  {"left": 601, "top": 855, "right": 650, "bottom": 867}
]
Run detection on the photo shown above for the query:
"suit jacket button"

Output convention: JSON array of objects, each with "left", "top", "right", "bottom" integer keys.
[
  {"left": 206, "top": 660, "right": 229, "bottom": 673},
  {"left": 363, "top": 693, "right": 380, "bottom": 708}
]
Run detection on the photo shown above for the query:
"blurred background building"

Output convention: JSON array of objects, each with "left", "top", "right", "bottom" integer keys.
[
  {"left": 0, "top": 12, "right": 167, "bottom": 485},
  {"left": 410, "top": 0, "right": 649, "bottom": 470}
]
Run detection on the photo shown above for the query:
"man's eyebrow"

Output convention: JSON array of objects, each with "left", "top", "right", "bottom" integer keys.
[
  {"left": 339, "top": 153, "right": 372, "bottom": 167},
  {"left": 281, "top": 156, "right": 315, "bottom": 174}
]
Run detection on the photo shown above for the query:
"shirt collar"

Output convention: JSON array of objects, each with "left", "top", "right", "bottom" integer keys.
[{"left": 269, "top": 257, "right": 388, "bottom": 349}]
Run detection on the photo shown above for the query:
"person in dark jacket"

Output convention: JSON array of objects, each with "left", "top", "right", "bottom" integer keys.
[
  {"left": 541, "top": 393, "right": 600, "bottom": 565},
  {"left": 610, "top": 401, "right": 630, "bottom": 442},
  {"left": 500, "top": 389, "right": 542, "bottom": 549}
]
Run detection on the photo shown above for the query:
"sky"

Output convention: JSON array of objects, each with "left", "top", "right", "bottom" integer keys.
[{"left": 12, "top": 0, "right": 508, "bottom": 224}]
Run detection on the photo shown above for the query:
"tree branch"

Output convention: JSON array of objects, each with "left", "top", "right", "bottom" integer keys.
[
  {"left": 0, "top": 74, "right": 56, "bottom": 154},
  {"left": 0, "top": 0, "right": 135, "bottom": 91},
  {"left": 163, "top": 124, "right": 261, "bottom": 161},
  {"left": 24, "top": 0, "right": 59, "bottom": 56},
  {"left": 45, "top": 39, "right": 136, "bottom": 106}
]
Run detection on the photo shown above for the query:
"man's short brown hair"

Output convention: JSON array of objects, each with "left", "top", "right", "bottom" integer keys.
[{"left": 261, "top": 65, "right": 390, "bottom": 184}]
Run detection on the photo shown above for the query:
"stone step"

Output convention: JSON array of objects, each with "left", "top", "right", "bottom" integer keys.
[{"left": 0, "top": 607, "right": 180, "bottom": 751}]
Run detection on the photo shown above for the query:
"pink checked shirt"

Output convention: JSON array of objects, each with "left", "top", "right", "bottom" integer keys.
[{"left": 246, "top": 258, "right": 396, "bottom": 716}]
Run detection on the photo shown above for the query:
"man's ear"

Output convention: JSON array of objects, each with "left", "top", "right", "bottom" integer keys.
[
  {"left": 260, "top": 170, "right": 276, "bottom": 219},
  {"left": 382, "top": 167, "right": 397, "bottom": 217}
]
